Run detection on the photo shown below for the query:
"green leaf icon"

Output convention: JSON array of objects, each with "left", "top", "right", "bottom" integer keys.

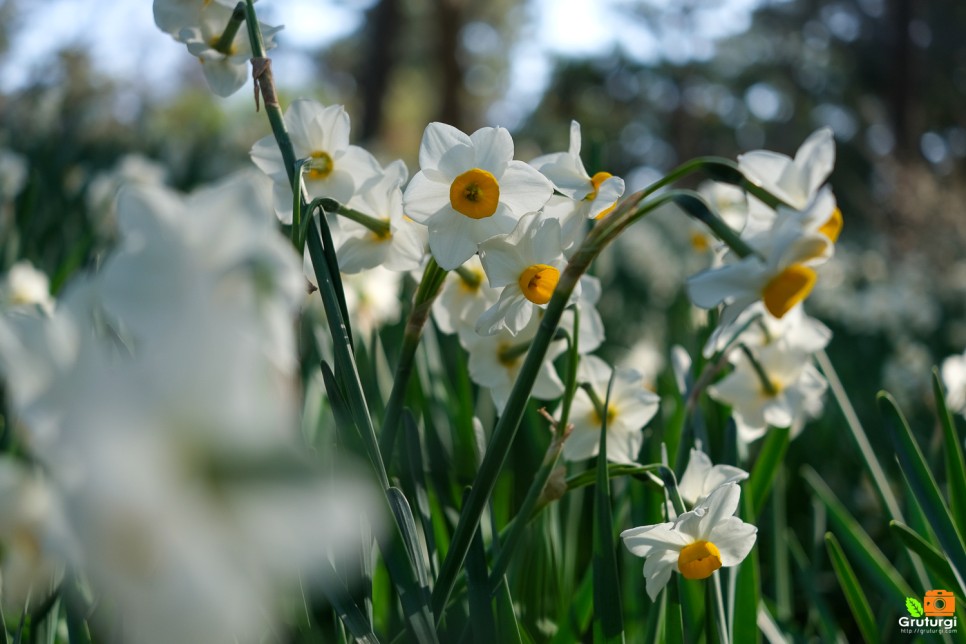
[{"left": 906, "top": 597, "right": 924, "bottom": 617}]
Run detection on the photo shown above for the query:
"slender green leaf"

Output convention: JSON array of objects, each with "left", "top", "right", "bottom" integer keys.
[
  {"left": 387, "top": 488, "right": 433, "bottom": 603},
  {"left": 400, "top": 411, "right": 439, "bottom": 579},
  {"left": 933, "top": 369, "right": 966, "bottom": 541},
  {"left": 878, "top": 392, "right": 966, "bottom": 594},
  {"left": 664, "top": 578, "right": 684, "bottom": 644},
  {"left": 731, "top": 492, "right": 761, "bottom": 644},
  {"left": 318, "top": 560, "right": 380, "bottom": 644},
  {"left": 593, "top": 375, "right": 625, "bottom": 643},
  {"left": 824, "top": 533, "right": 880, "bottom": 644},
  {"left": 464, "top": 490, "right": 497, "bottom": 644},
  {"left": 748, "top": 427, "right": 789, "bottom": 518},
  {"left": 494, "top": 576, "right": 525, "bottom": 644},
  {"left": 889, "top": 521, "right": 962, "bottom": 594},
  {"left": 788, "top": 532, "right": 846, "bottom": 644},
  {"left": 551, "top": 565, "right": 594, "bottom": 644},
  {"left": 802, "top": 466, "right": 916, "bottom": 603}
]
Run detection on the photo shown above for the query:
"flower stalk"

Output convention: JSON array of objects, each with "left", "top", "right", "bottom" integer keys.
[{"left": 213, "top": 2, "right": 246, "bottom": 55}]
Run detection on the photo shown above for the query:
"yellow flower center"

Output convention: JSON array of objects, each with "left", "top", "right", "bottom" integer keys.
[
  {"left": 370, "top": 219, "right": 392, "bottom": 241},
  {"left": 690, "top": 231, "right": 710, "bottom": 253},
  {"left": 761, "top": 264, "right": 816, "bottom": 318},
  {"left": 518, "top": 264, "right": 560, "bottom": 304},
  {"left": 450, "top": 168, "right": 500, "bottom": 219},
  {"left": 591, "top": 404, "right": 617, "bottom": 427},
  {"left": 306, "top": 151, "right": 334, "bottom": 181},
  {"left": 678, "top": 540, "right": 722, "bottom": 580},
  {"left": 818, "top": 207, "right": 843, "bottom": 243}
]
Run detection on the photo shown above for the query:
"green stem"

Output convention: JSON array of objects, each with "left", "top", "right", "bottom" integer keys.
[
  {"left": 454, "top": 265, "right": 482, "bottom": 289},
  {"left": 712, "top": 574, "right": 731, "bottom": 644},
  {"left": 430, "top": 189, "right": 681, "bottom": 621},
  {"left": 738, "top": 343, "right": 777, "bottom": 397},
  {"left": 335, "top": 204, "right": 392, "bottom": 239},
  {"left": 213, "top": 2, "right": 246, "bottom": 55},
  {"left": 378, "top": 258, "right": 447, "bottom": 464}
]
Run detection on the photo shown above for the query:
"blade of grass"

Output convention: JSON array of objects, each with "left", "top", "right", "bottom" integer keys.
[
  {"left": 748, "top": 427, "right": 789, "bottom": 518},
  {"left": 932, "top": 368, "right": 966, "bottom": 541},
  {"left": 802, "top": 466, "right": 916, "bottom": 603},
  {"left": 464, "top": 489, "right": 498, "bottom": 644},
  {"left": 878, "top": 392, "right": 966, "bottom": 594},
  {"left": 494, "top": 576, "right": 525, "bottom": 644},
  {"left": 889, "top": 521, "right": 962, "bottom": 594},
  {"left": 824, "top": 533, "right": 879, "bottom": 644},
  {"left": 731, "top": 492, "right": 761, "bottom": 644}
]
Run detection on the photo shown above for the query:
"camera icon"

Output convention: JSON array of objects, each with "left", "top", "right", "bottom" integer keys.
[{"left": 924, "top": 590, "right": 956, "bottom": 616}]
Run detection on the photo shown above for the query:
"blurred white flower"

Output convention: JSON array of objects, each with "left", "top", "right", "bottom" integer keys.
[
  {"left": 621, "top": 483, "right": 757, "bottom": 600},
  {"left": 341, "top": 266, "right": 404, "bottom": 337},
  {"left": 477, "top": 212, "right": 569, "bottom": 336},
  {"left": 738, "top": 127, "right": 835, "bottom": 210},
  {"left": 0, "top": 261, "right": 54, "bottom": 313},
  {"left": 692, "top": 181, "right": 748, "bottom": 255},
  {"left": 560, "top": 275, "right": 606, "bottom": 355},
  {"left": 86, "top": 154, "right": 168, "bottom": 238},
  {"left": 251, "top": 100, "right": 381, "bottom": 223},
  {"left": 702, "top": 302, "right": 832, "bottom": 359},
  {"left": 942, "top": 350, "right": 966, "bottom": 414},
  {"left": 563, "top": 356, "right": 659, "bottom": 464},
  {"left": 153, "top": 0, "right": 240, "bottom": 35},
  {"left": 462, "top": 313, "right": 565, "bottom": 412},
  {"left": 707, "top": 343, "right": 827, "bottom": 442},
  {"left": 432, "top": 255, "right": 501, "bottom": 336},
  {"left": 0, "top": 148, "right": 28, "bottom": 201},
  {"left": 0, "top": 459, "right": 73, "bottom": 614},
  {"left": 403, "top": 122, "right": 553, "bottom": 270}
]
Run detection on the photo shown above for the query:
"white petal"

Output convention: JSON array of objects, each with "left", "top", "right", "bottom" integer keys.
[
  {"left": 795, "top": 127, "right": 835, "bottom": 198},
  {"left": 498, "top": 161, "right": 553, "bottom": 215},
  {"left": 470, "top": 127, "right": 513, "bottom": 177},
  {"left": 694, "top": 483, "right": 741, "bottom": 539},
  {"left": 419, "top": 122, "right": 472, "bottom": 171},
  {"left": 250, "top": 136, "right": 287, "bottom": 183},
  {"left": 686, "top": 260, "right": 764, "bottom": 309},
  {"left": 200, "top": 58, "right": 248, "bottom": 97},
  {"left": 403, "top": 171, "right": 450, "bottom": 223},
  {"left": 709, "top": 517, "right": 758, "bottom": 566},
  {"left": 426, "top": 213, "right": 481, "bottom": 270}
]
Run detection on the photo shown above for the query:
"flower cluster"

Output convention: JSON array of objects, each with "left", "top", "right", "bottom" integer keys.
[
  {"left": 622, "top": 449, "right": 755, "bottom": 600},
  {"left": 685, "top": 129, "right": 838, "bottom": 442}
]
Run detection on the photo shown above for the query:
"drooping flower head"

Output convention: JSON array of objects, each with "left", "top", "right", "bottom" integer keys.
[
  {"left": 403, "top": 123, "right": 553, "bottom": 270},
  {"left": 738, "top": 127, "right": 835, "bottom": 211}
]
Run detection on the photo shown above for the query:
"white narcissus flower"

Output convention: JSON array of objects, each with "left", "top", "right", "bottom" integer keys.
[
  {"left": 707, "top": 343, "right": 827, "bottom": 443},
  {"left": 621, "top": 482, "right": 757, "bottom": 601},
  {"left": 0, "top": 261, "right": 54, "bottom": 313},
  {"left": 530, "top": 120, "right": 625, "bottom": 221},
  {"left": 173, "top": 3, "right": 282, "bottom": 98},
  {"left": 702, "top": 301, "right": 832, "bottom": 359},
  {"left": 941, "top": 351, "right": 966, "bottom": 415},
  {"left": 340, "top": 266, "right": 404, "bottom": 337},
  {"left": 432, "top": 256, "right": 501, "bottom": 336},
  {"left": 462, "top": 313, "right": 565, "bottom": 412},
  {"left": 563, "top": 356, "right": 659, "bottom": 464},
  {"left": 403, "top": 123, "right": 553, "bottom": 270},
  {"left": 678, "top": 448, "right": 749, "bottom": 507},
  {"left": 477, "top": 212, "right": 569, "bottom": 336},
  {"left": 687, "top": 223, "right": 831, "bottom": 329},
  {"left": 738, "top": 127, "right": 835, "bottom": 210},
  {"left": 334, "top": 160, "right": 427, "bottom": 274},
  {"left": 251, "top": 100, "right": 381, "bottom": 224}
]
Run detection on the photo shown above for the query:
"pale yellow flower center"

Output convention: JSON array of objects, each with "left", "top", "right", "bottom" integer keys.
[
  {"left": 690, "top": 231, "right": 710, "bottom": 252},
  {"left": 761, "top": 264, "right": 816, "bottom": 319},
  {"left": 518, "top": 264, "right": 560, "bottom": 304},
  {"left": 206, "top": 35, "right": 238, "bottom": 56},
  {"left": 306, "top": 151, "right": 334, "bottom": 181},
  {"left": 818, "top": 207, "right": 843, "bottom": 243},
  {"left": 590, "top": 404, "right": 617, "bottom": 427},
  {"left": 678, "top": 540, "right": 722, "bottom": 580},
  {"left": 450, "top": 168, "right": 500, "bottom": 219}
]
